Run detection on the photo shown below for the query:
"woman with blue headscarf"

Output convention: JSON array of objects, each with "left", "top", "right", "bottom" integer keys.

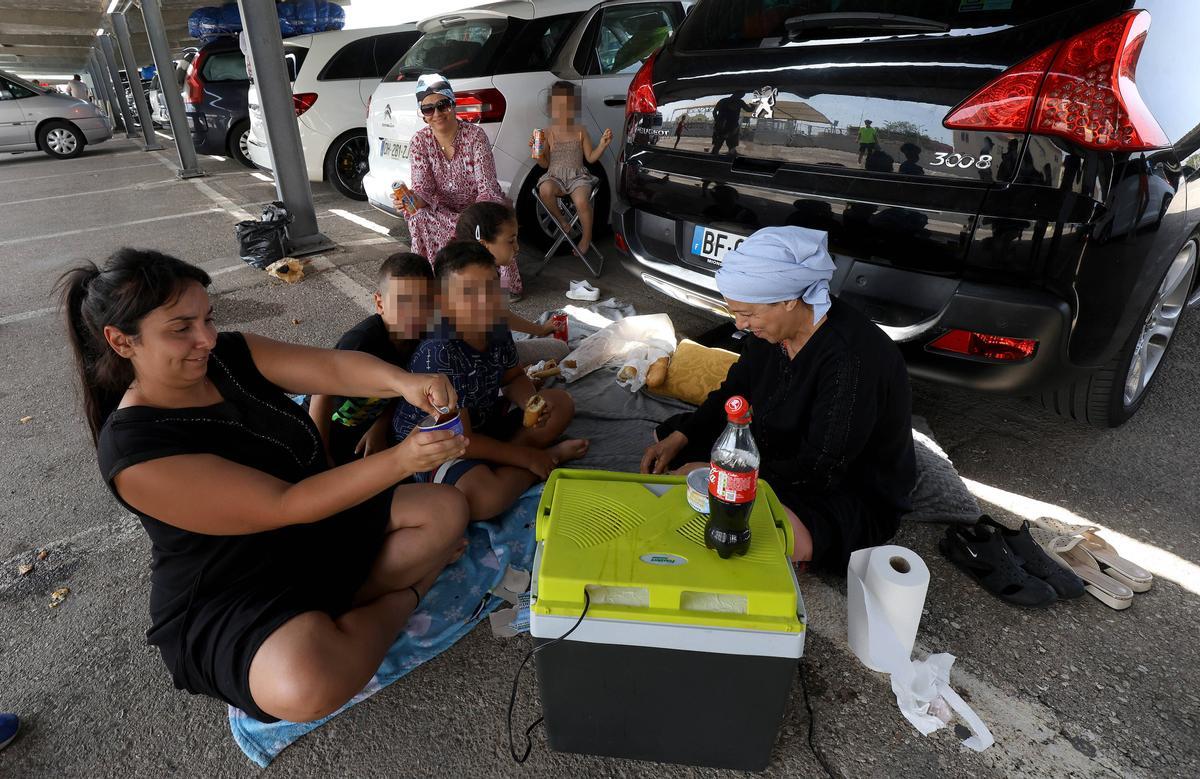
[{"left": 641, "top": 226, "right": 917, "bottom": 571}]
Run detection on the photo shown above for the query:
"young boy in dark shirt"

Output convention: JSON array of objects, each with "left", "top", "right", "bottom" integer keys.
[
  {"left": 392, "top": 241, "right": 588, "bottom": 520},
  {"left": 310, "top": 253, "right": 434, "bottom": 465}
]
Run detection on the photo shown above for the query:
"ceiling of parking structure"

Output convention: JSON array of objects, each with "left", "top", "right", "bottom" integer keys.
[{"left": 0, "top": 1, "right": 216, "bottom": 77}]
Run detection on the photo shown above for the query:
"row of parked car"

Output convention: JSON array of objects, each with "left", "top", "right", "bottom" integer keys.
[{"left": 149, "top": 1, "right": 1200, "bottom": 426}]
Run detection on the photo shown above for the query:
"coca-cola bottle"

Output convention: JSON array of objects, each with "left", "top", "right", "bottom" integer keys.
[{"left": 705, "top": 395, "right": 760, "bottom": 558}]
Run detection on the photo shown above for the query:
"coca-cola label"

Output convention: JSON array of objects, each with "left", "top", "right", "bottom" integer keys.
[
  {"left": 709, "top": 464, "right": 757, "bottom": 504},
  {"left": 707, "top": 526, "right": 752, "bottom": 547}
]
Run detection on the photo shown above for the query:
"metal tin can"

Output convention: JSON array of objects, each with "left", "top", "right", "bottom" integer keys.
[
  {"left": 531, "top": 128, "right": 545, "bottom": 159},
  {"left": 686, "top": 467, "right": 710, "bottom": 514},
  {"left": 392, "top": 181, "right": 416, "bottom": 216},
  {"left": 550, "top": 312, "right": 568, "bottom": 342}
]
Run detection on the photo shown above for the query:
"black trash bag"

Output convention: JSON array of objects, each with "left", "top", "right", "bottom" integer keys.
[{"left": 235, "top": 219, "right": 287, "bottom": 270}]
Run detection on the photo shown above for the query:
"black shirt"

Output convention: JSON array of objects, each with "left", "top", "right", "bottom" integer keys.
[
  {"left": 96, "top": 332, "right": 389, "bottom": 713},
  {"left": 679, "top": 299, "right": 917, "bottom": 521},
  {"left": 326, "top": 314, "right": 417, "bottom": 463}
]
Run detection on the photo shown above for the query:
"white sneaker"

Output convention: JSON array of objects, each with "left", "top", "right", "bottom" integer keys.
[{"left": 566, "top": 280, "right": 600, "bottom": 302}]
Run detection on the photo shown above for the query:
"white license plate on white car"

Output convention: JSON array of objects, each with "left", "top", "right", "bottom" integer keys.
[
  {"left": 380, "top": 139, "right": 409, "bottom": 160},
  {"left": 690, "top": 225, "right": 746, "bottom": 264}
]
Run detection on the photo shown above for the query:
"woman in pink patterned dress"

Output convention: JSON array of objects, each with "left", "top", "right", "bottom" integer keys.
[{"left": 393, "top": 74, "right": 522, "bottom": 295}]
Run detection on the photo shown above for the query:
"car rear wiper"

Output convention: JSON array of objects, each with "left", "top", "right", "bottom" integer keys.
[{"left": 783, "top": 12, "right": 950, "bottom": 42}]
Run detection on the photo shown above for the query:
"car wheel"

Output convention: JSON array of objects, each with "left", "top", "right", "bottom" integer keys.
[
  {"left": 38, "top": 121, "right": 85, "bottom": 160},
  {"left": 228, "top": 120, "right": 254, "bottom": 168},
  {"left": 1042, "top": 237, "right": 1197, "bottom": 427},
  {"left": 323, "top": 130, "right": 369, "bottom": 201}
]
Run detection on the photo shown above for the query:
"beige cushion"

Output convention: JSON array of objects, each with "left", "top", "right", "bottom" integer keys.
[{"left": 654, "top": 339, "right": 739, "bottom": 406}]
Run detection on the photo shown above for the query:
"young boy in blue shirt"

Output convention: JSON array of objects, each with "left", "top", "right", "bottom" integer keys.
[{"left": 393, "top": 241, "right": 588, "bottom": 520}]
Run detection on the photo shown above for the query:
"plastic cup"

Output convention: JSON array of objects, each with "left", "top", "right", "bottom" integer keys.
[
  {"left": 417, "top": 411, "right": 464, "bottom": 437},
  {"left": 686, "top": 467, "right": 710, "bottom": 514}
]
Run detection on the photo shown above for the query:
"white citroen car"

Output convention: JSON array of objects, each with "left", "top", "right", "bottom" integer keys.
[
  {"left": 246, "top": 24, "right": 421, "bottom": 200},
  {"left": 363, "top": 0, "right": 688, "bottom": 245}
]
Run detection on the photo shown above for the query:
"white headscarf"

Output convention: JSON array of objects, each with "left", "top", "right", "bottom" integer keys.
[{"left": 715, "top": 226, "right": 836, "bottom": 324}]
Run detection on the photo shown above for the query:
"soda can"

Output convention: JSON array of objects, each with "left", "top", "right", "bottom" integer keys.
[
  {"left": 550, "top": 312, "right": 568, "bottom": 342},
  {"left": 531, "top": 128, "right": 545, "bottom": 159},
  {"left": 392, "top": 181, "right": 417, "bottom": 216}
]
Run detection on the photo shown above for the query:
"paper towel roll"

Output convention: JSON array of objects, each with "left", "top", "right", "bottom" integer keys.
[{"left": 847, "top": 545, "right": 929, "bottom": 673}]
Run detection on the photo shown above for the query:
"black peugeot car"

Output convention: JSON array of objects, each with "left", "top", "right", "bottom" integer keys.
[{"left": 613, "top": 0, "right": 1200, "bottom": 426}]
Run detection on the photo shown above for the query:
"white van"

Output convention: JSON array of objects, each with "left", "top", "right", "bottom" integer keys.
[
  {"left": 363, "top": 0, "right": 687, "bottom": 245},
  {"left": 246, "top": 24, "right": 421, "bottom": 200}
]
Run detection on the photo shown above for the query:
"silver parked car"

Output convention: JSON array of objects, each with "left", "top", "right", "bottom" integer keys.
[{"left": 0, "top": 70, "right": 113, "bottom": 160}]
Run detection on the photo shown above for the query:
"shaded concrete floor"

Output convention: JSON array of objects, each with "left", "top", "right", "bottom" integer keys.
[{"left": 1, "top": 139, "right": 1197, "bottom": 777}]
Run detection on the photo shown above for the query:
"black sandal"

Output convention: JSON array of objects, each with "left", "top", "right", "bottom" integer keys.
[
  {"left": 940, "top": 523, "right": 1058, "bottom": 607},
  {"left": 981, "top": 516, "right": 1086, "bottom": 599}
]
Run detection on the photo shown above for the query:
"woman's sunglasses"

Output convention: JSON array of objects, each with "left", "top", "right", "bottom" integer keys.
[{"left": 420, "top": 98, "right": 455, "bottom": 117}]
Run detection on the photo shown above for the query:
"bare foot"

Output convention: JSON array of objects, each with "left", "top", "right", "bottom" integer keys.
[{"left": 548, "top": 438, "right": 589, "bottom": 466}]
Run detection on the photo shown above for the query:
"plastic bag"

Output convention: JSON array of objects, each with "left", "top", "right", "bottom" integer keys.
[
  {"left": 560, "top": 313, "right": 675, "bottom": 387},
  {"left": 235, "top": 220, "right": 287, "bottom": 269},
  {"left": 236, "top": 202, "right": 293, "bottom": 270},
  {"left": 615, "top": 347, "right": 671, "bottom": 393}
]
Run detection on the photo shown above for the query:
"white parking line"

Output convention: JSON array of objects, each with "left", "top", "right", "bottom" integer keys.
[
  {"left": 0, "top": 306, "right": 57, "bottom": 326},
  {"left": 0, "top": 179, "right": 176, "bottom": 207},
  {"left": 328, "top": 208, "right": 391, "bottom": 235},
  {"left": 0, "top": 208, "right": 224, "bottom": 248},
  {"left": 0, "top": 161, "right": 162, "bottom": 185},
  {"left": 306, "top": 256, "right": 374, "bottom": 312},
  {"left": 250, "top": 172, "right": 273, "bottom": 182}
]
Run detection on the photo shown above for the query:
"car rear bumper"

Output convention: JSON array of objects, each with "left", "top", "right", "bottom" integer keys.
[{"left": 614, "top": 202, "right": 1076, "bottom": 394}]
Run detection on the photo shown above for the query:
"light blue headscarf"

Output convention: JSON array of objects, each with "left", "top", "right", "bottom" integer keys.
[
  {"left": 715, "top": 226, "right": 836, "bottom": 324},
  {"left": 415, "top": 72, "right": 454, "bottom": 103}
]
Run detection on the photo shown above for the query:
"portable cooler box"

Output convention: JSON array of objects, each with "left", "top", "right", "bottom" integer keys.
[{"left": 531, "top": 470, "right": 806, "bottom": 772}]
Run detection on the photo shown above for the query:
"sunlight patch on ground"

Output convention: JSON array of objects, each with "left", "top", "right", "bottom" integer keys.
[{"left": 964, "top": 477, "right": 1200, "bottom": 597}]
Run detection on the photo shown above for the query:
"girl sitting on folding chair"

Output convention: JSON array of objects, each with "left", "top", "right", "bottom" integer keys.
[{"left": 531, "top": 81, "right": 613, "bottom": 256}]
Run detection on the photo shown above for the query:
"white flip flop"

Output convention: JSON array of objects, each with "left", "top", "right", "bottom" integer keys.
[
  {"left": 1079, "top": 531, "right": 1153, "bottom": 592},
  {"left": 1031, "top": 527, "right": 1134, "bottom": 610}
]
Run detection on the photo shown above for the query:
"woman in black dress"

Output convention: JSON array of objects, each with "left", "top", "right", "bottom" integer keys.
[
  {"left": 641, "top": 227, "right": 917, "bottom": 572},
  {"left": 60, "top": 249, "right": 470, "bottom": 723}
]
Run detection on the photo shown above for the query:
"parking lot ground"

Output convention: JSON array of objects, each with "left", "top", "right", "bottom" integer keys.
[{"left": 1, "top": 139, "right": 1197, "bottom": 777}]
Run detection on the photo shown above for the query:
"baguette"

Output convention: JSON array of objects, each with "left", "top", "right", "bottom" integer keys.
[
  {"left": 646, "top": 356, "right": 669, "bottom": 388},
  {"left": 523, "top": 394, "right": 547, "bottom": 428}
]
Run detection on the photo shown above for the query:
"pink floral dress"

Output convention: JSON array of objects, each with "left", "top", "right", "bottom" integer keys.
[{"left": 405, "top": 122, "right": 522, "bottom": 294}]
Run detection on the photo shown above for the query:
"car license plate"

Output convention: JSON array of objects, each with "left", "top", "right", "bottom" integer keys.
[
  {"left": 380, "top": 139, "right": 409, "bottom": 160},
  {"left": 691, "top": 225, "right": 746, "bottom": 264}
]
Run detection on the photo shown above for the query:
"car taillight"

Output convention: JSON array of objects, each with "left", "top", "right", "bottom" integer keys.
[
  {"left": 626, "top": 51, "right": 658, "bottom": 121},
  {"left": 184, "top": 51, "right": 207, "bottom": 105},
  {"left": 454, "top": 89, "right": 506, "bottom": 123},
  {"left": 614, "top": 231, "right": 629, "bottom": 254},
  {"left": 928, "top": 330, "right": 1038, "bottom": 361},
  {"left": 944, "top": 10, "right": 1168, "bottom": 151},
  {"left": 293, "top": 92, "right": 317, "bottom": 116}
]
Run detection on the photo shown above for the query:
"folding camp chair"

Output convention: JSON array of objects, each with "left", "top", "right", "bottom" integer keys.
[{"left": 530, "top": 183, "right": 604, "bottom": 277}]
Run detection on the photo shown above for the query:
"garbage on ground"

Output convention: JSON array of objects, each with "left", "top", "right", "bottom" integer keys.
[
  {"left": 266, "top": 258, "right": 306, "bottom": 284},
  {"left": 235, "top": 201, "right": 293, "bottom": 270},
  {"left": 560, "top": 313, "right": 676, "bottom": 389},
  {"left": 36, "top": 549, "right": 48, "bottom": 561},
  {"left": 847, "top": 545, "right": 994, "bottom": 752},
  {"left": 49, "top": 586, "right": 70, "bottom": 608},
  {"left": 17, "top": 563, "right": 33, "bottom": 576},
  {"left": 18, "top": 416, "right": 32, "bottom": 424}
]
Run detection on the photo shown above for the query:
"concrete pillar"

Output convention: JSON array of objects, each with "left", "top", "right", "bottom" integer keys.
[
  {"left": 139, "top": 0, "right": 203, "bottom": 178},
  {"left": 111, "top": 13, "right": 164, "bottom": 151},
  {"left": 97, "top": 34, "right": 138, "bottom": 139},
  {"left": 88, "top": 50, "right": 123, "bottom": 132},
  {"left": 236, "top": 0, "right": 332, "bottom": 255}
]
